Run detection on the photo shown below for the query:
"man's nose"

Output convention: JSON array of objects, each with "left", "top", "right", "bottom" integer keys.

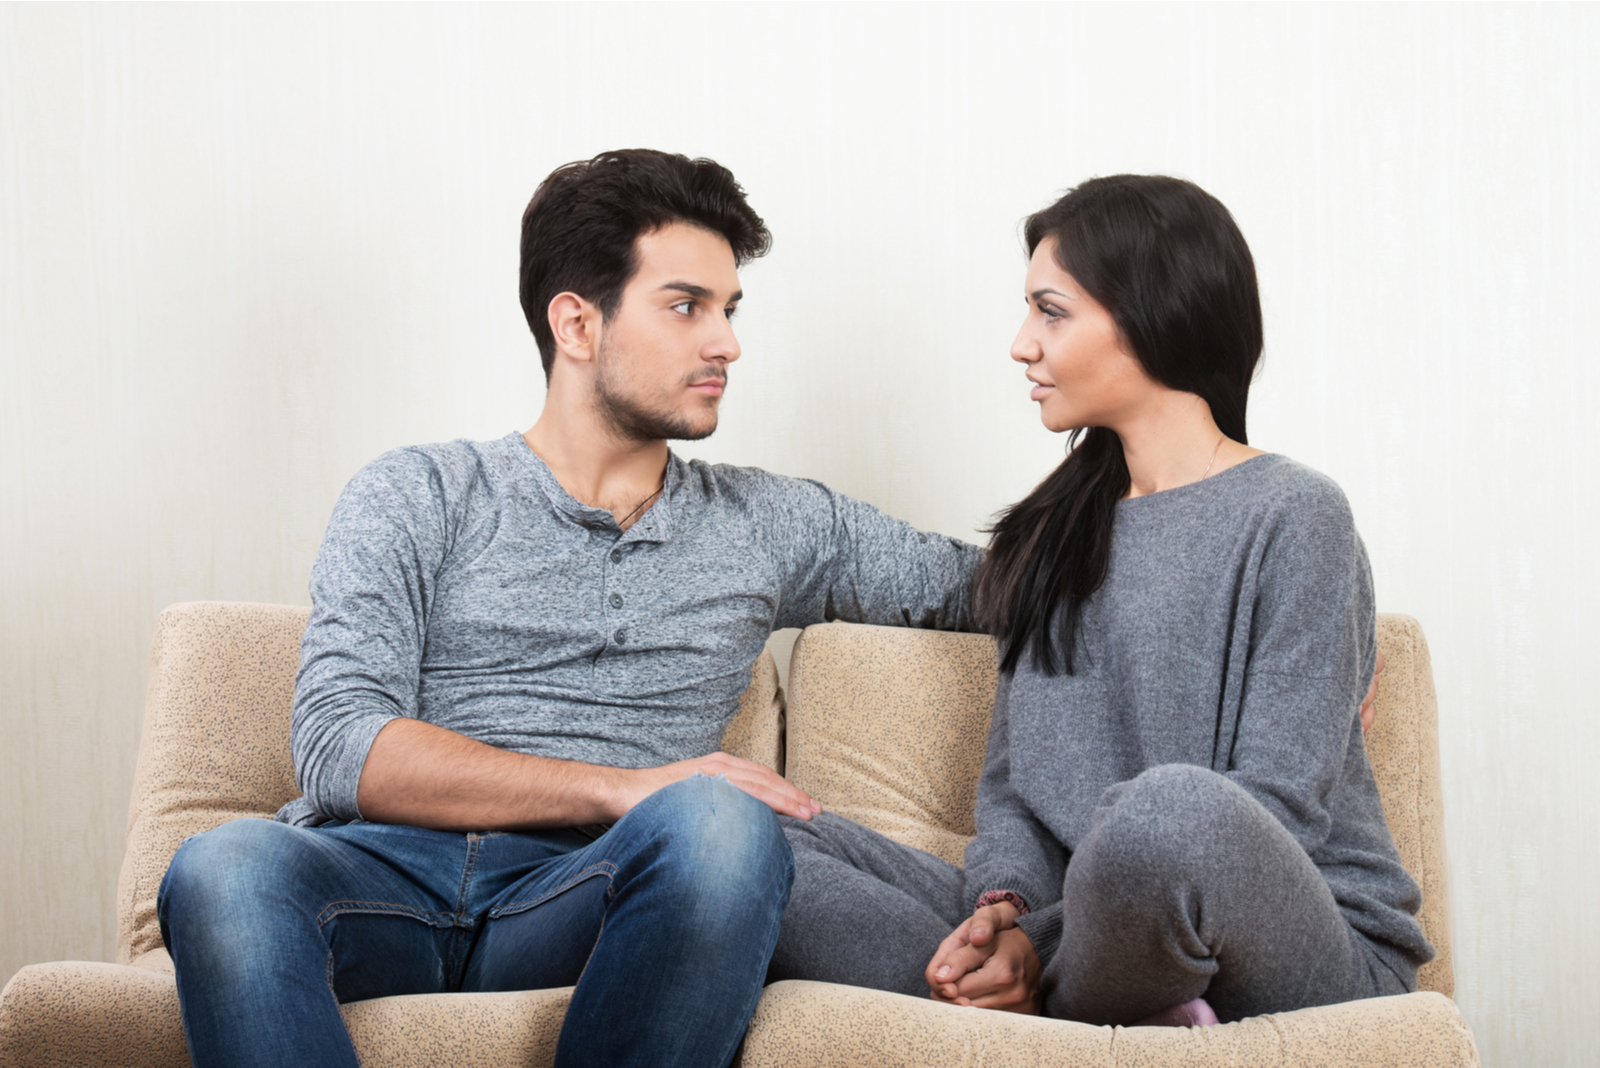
[{"left": 705, "top": 316, "right": 741, "bottom": 364}]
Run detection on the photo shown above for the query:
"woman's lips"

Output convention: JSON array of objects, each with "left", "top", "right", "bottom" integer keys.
[{"left": 1029, "top": 382, "right": 1053, "bottom": 401}]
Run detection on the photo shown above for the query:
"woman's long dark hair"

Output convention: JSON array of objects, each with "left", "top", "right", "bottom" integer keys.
[{"left": 975, "top": 175, "right": 1264, "bottom": 676}]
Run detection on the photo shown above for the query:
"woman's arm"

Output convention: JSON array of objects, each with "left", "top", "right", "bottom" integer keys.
[
  {"left": 926, "top": 673, "right": 1063, "bottom": 1004},
  {"left": 1226, "top": 480, "right": 1377, "bottom": 853}
]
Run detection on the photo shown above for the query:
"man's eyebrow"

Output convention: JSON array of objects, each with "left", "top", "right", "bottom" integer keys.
[{"left": 660, "top": 282, "right": 743, "bottom": 304}]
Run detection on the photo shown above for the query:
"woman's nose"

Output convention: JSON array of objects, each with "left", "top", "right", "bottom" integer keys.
[{"left": 1010, "top": 328, "right": 1038, "bottom": 364}]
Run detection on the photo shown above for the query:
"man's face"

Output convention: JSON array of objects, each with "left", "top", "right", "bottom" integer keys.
[{"left": 593, "top": 222, "right": 743, "bottom": 443}]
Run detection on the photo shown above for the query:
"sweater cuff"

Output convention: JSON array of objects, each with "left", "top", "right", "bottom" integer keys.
[
  {"left": 974, "top": 889, "right": 1031, "bottom": 914},
  {"left": 1015, "top": 901, "right": 1063, "bottom": 965}
]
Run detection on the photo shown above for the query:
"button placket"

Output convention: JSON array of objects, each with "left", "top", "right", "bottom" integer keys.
[{"left": 605, "top": 542, "right": 628, "bottom": 652}]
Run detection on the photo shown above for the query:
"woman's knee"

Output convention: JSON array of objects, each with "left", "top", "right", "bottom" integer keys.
[{"left": 1086, "top": 764, "right": 1261, "bottom": 878}]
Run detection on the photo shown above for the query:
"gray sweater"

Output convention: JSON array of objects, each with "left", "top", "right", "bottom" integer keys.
[
  {"left": 280, "top": 432, "right": 982, "bottom": 826},
  {"left": 963, "top": 454, "right": 1434, "bottom": 982}
]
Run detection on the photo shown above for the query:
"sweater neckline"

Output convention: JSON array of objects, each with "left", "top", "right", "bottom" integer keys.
[{"left": 1116, "top": 452, "right": 1281, "bottom": 511}]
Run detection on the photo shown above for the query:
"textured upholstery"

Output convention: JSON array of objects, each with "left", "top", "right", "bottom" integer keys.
[
  {"left": 742, "top": 982, "right": 1479, "bottom": 1068},
  {"left": 116, "top": 602, "right": 308, "bottom": 967},
  {"left": 1370, "top": 613, "right": 1453, "bottom": 996},
  {"left": 1, "top": 603, "right": 1476, "bottom": 1068},
  {"left": 785, "top": 624, "right": 997, "bottom": 867}
]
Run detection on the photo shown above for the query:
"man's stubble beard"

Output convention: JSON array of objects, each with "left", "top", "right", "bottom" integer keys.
[{"left": 592, "top": 337, "right": 722, "bottom": 444}]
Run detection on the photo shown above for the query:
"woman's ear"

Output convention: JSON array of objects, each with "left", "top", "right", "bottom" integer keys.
[{"left": 547, "top": 292, "right": 602, "bottom": 366}]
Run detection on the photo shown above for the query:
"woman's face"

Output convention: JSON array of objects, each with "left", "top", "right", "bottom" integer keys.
[{"left": 1010, "top": 237, "right": 1155, "bottom": 434}]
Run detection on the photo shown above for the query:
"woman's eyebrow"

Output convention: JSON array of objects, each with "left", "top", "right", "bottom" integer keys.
[{"left": 1030, "top": 287, "right": 1073, "bottom": 302}]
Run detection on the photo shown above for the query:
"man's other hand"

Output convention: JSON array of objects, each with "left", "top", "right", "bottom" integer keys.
[{"left": 621, "top": 752, "right": 822, "bottom": 821}]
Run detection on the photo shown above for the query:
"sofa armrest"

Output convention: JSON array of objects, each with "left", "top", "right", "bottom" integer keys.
[{"left": 0, "top": 961, "right": 189, "bottom": 1068}]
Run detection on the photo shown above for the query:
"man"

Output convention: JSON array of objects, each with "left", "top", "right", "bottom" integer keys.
[{"left": 157, "top": 149, "right": 982, "bottom": 1068}]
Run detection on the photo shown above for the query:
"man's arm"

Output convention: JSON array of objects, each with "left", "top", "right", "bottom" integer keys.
[
  {"left": 761, "top": 474, "right": 984, "bottom": 633},
  {"left": 356, "top": 717, "right": 819, "bottom": 830}
]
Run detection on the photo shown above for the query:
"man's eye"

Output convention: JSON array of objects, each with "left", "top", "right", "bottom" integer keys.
[
  {"left": 725, "top": 305, "right": 738, "bottom": 320},
  {"left": 672, "top": 300, "right": 694, "bottom": 315}
]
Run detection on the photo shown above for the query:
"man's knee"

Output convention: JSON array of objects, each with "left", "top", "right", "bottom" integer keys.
[
  {"left": 629, "top": 775, "right": 793, "bottom": 909},
  {"left": 161, "top": 818, "right": 313, "bottom": 931}
]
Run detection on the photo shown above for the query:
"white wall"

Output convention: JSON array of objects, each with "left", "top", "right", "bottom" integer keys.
[{"left": 3, "top": 5, "right": 1595, "bottom": 1065}]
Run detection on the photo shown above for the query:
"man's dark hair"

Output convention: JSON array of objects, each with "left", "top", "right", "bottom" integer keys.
[{"left": 519, "top": 149, "right": 772, "bottom": 380}]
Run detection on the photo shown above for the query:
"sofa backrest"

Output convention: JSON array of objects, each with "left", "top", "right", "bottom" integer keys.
[
  {"left": 116, "top": 601, "right": 783, "bottom": 966},
  {"left": 783, "top": 613, "right": 1454, "bottom": 998}
]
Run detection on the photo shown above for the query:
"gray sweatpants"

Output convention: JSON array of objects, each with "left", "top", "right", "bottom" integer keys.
[{"left": 770, "top": 764, "right": 1411, "bottom": 1023}]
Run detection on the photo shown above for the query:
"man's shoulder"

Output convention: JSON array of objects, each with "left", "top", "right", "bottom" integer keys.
[
  {"left": 348, "top": 433, "right": 521, "bottom": 499},
  {"left": 331, "top": 433, "right": 529, "bottom": 537},
  {"left": 675, "top": 457, "right": 836, "bottom": 511}
]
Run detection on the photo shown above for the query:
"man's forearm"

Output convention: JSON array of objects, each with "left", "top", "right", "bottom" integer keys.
[
  {"left": 354, "top": 716, "right": 823, "bottom": 830},
  {"left": 355, "top": 717, "right": 635, "bottom": 831}
]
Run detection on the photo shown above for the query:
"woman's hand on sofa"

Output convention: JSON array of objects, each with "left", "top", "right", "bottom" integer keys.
[{"left": 925, "top": 903, "right": 1043, "bottom": 1013}]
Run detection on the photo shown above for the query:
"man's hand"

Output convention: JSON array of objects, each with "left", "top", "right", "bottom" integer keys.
[
  {"left": 1359, "top": 650, "right": 1386, "bottom": 734},
  {"left": 618, "top": 751, "right": 822, "bottom": 821},
  {"left": 924, "top": 903, "right": 1042, "bottom": 1013}
]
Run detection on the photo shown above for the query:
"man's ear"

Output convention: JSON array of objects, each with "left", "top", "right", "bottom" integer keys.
[{"left": 547, "top": 292, "right": 602, "bottom": 365}]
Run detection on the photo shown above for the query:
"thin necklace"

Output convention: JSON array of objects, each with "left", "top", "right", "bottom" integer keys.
[
  {"left": 616, "top": 483, "right": 663, "bottom": 528},
  {"left": 1200, "top": 433, "right": 1226, "bottom": 480}
]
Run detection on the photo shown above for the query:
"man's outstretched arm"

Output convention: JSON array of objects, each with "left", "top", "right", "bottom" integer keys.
[{"left": 356, "top": 717, "right": 820, "bottom": 831}]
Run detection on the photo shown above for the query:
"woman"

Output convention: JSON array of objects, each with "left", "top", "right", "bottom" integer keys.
[{"left": 770, "top": 175, "right": 1433, "bottom": 1025}]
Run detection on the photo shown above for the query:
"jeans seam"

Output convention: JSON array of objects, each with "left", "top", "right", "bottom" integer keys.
[
  {"left": 490, "top": 861, "right": 617, "bottom": 917},
  {"left": 455, "top": 834, "right": 482, "bottom": 918},
  {"left": 443, "top": 834, "right": 484, "bottom": 983}
]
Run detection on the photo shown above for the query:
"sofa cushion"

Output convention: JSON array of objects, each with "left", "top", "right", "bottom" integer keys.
[
  {"left": 740, "top": 981, "right": 1478, "bottom": 1068},
  {"left": 784, "top": 623, "right": 998, "bottom": 868}
]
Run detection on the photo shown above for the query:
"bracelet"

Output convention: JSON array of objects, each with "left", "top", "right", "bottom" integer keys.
[{"left": 975, "top": 889, "right": 1030, "bottom": 915}]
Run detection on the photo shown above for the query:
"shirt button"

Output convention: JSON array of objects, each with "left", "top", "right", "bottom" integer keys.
[
  {"left": 610, "top": 593, "right": 624, "bottom": 608},
  {"left": 614, "top": 627, "right": 627, "bottom": 645},
  {"left": 610, "top": 548, "right": 622, "bottom": 563}
]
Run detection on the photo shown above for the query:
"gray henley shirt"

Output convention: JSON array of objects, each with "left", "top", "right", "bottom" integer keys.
[{"left": 278, "top": 432, "right": 983, "bottom": 826}]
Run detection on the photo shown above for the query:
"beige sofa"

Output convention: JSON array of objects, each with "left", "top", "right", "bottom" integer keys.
[{"left": 1, "top": 602, "right": 1479, "bottom": 1067}]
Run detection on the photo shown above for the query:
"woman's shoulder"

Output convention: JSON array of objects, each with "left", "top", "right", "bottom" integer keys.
[{"left": 1223, "top": 453, "right": 1355, "bottom": 525}]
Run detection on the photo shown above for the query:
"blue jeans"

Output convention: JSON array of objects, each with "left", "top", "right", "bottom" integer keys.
[{"left": 158, "top": 775, "right": 793, "bottom": 1068}]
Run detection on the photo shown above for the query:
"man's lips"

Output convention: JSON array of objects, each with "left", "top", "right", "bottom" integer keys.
[{"left": 689, "top": 379, "right": 726, "bottom": 397}]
